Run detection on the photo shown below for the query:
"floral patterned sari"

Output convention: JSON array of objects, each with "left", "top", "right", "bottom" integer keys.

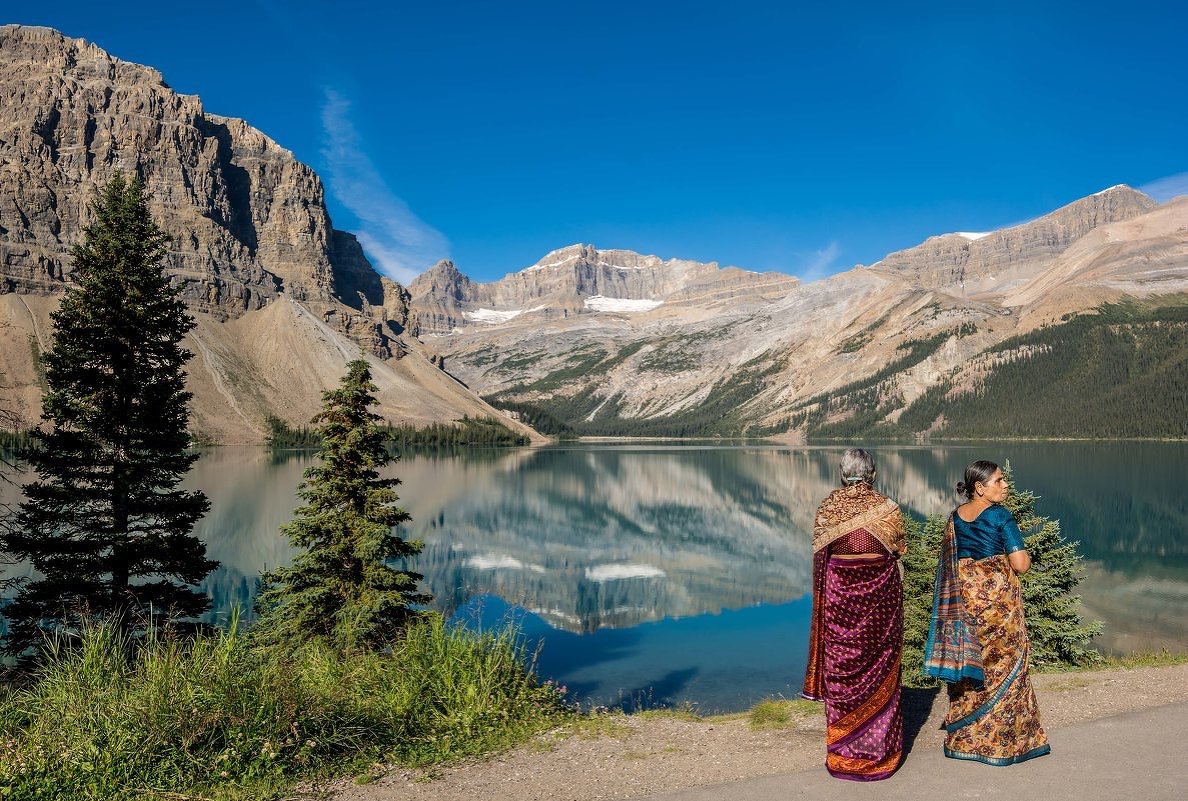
[{"left": 942, "top": 552, "right": 1050, "bottom": 765}]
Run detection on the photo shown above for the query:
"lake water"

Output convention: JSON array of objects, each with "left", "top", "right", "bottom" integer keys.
[{"left": 4, "top": 442, "right": 1186, "bottom": 712}]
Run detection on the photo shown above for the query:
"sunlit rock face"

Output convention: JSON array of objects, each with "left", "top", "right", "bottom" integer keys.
[
  {"left": 0, "top": 25, "right": 535, "bottom": 443},
  {"left": 0, "top": 24, "right": 352, "bottom": 315},
  {"left": 872, "top": 186, "right": 1157, "bottom": 295},
  {"left": 405, "top": 244, "right": 800, "bottom": 337},
  {"left": 411, "top": 192, "right": 1187, "bottom": 436}
]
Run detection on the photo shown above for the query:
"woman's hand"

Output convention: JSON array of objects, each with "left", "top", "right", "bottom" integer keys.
[{"left": 1008, "top": 550, "right": 1032, "bottom": 574}]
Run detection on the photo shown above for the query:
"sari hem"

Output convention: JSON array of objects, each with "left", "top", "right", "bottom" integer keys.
[
  {"left": 825, "top": 763, "right": 901, "bottom": 782},
  {"left": 943, "top": 743, "right": 1051, "bottom": 766},
  {"left": 944, "top": 650, "right": 1026, "bottom": 733}
]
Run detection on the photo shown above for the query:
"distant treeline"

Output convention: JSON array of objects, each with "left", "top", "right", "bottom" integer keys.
[
  {"left": 264, "top": 415, "right": 321, "bottom": 448},
  {"left": 796, "top": 298, "right": 1188, "bottom": 440},
  {"left": 385, "top": 415, "right": 530, "bottom": 447},
  {"left": 265, "top": 414, "right": 529, "bottom": 449}
]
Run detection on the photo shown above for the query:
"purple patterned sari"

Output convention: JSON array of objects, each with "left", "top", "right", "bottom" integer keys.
[{"left": 803, "top": 484, "right": 905, "bottom": 781}]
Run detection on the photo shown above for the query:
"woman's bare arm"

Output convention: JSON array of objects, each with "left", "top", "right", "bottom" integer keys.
[{"left": 1008, "top": 550, "right": 1031, "bottom": 574}]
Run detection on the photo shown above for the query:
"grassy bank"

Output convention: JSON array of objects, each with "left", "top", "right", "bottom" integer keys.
[{"left": 0, "top": 616, "right": 567, "bottom": 800}]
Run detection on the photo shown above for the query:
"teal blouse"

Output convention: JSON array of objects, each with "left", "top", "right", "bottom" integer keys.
[{"left": 953, "top": 504, "right": 1026, "bottom": 561}]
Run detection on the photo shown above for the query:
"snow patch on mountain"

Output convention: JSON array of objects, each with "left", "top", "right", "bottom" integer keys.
[{"left": 585, "top": 295, "right": 663, "bottom": 313}]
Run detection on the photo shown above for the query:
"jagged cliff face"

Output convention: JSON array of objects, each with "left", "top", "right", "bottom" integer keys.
[
  {"left": 406, "top": 244, "right": 800, "bottom": 336},
  {"left": 411, "top": 187, "right": 1188, "bottom": 435},
  {"left": 0, "top": 25, "right": 535, "bottom": 443}
]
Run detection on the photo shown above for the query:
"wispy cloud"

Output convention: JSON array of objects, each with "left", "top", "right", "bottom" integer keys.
[
  {"left": 320, "top": 89, "right": 449, "bottom": 284},
  {"left": 796, "top": 241, "right": 841, "bottom": 281},
  {"left": 1140, "top": 172, "right": 1188, "bottom": 203}
]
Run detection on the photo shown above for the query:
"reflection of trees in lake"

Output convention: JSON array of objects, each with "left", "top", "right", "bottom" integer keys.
[{"left": 1013, "top": 443, "right": 1188, "bottom": 574}]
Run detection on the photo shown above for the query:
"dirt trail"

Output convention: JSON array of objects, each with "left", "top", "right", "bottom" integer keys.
[{"left": 323, "top": 663, "right": 1188, "bottom": 801}]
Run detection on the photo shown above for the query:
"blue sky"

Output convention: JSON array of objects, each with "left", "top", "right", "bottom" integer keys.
[{"left": 14, "top": 1, "right": 1188, "bottom": 284}]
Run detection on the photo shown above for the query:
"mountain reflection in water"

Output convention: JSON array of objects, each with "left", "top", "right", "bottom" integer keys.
[{"left": 2, "top": 442, "right": 1184, "bottom": 711}]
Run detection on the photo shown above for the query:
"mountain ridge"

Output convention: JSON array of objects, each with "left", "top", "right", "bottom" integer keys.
[
  {"left": 2, "top": 25, "right": 1185, "bottom": 443},
  {"left": 407, "top": 243, "right": 799, "bottom": 337},
  {"left": 0, "top": 24, "right": 538, "bottom": 444},
  {"left": 410, "top": 186, "right": 1186, "bottom": 439}
]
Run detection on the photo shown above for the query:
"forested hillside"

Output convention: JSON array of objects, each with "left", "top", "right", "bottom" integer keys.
[{"left": 800, "top": 298, "right": 1188, "bottom": 440}]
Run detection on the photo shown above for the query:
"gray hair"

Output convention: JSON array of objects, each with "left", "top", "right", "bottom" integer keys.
[{"left": 840, "top": 448, "right": 876, "bottom": 486}]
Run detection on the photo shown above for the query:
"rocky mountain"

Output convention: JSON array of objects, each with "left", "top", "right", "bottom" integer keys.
[
  {"left": 0, "top": 25, "right": 537, "bottom": 443},
  {"left": 406, "top": 244, "right": 799, "bottom": 337},
  {"left": 411, "top": 187, "right": 1188, "bottom": 439},
  {"left": 3, "top": 25, "right": 1181, "bottom": 444},
  {"left": 872, "top": 186, "right": 1157, "bottom": 293}
]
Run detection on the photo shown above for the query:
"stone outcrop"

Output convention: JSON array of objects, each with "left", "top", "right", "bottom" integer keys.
[
  {"left": 411, "top": 188, "right": 1186, "bottom": 435},
  {"left": 0, "top": 25, "right": 402, "bottom": 345},
  {"left": 406, "top": 244, "right": 800, "bottom": 335},
  {"left": 0, "top": 25, "right": 536, "bottom": 442}
]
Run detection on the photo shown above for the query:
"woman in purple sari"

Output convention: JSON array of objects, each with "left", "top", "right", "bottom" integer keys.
[{"left": 802, "top": 448, "right": 906, "bottom": 781}]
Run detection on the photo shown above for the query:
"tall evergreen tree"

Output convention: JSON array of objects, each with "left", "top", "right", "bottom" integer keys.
[
  {"left": 1000, "top": 463, "right": 1103, "bottom": 668},
  {"left": 254, "top": 359, "right": 430, "bottom": 652},
  {"left": 1, "top": 174, "right": 215, "bottom": 658}
]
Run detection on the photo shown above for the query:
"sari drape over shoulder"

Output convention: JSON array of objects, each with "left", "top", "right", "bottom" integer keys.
[
  {"left": 923, "top": 516, "right": 985, "bottom": 684},
  {"left": 802, "top": 484, "right": 905, "bottom": 782},
  {"left": 928, "top": 507, "right": 1050, "bottom": 766}
]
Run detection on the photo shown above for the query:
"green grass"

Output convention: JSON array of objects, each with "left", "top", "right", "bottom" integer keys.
[
  {"left": 1068, "top": 649, "right": 1188, "bottom": 671},
  {"left": 746, "top": 698, "right": 822, "bottom": 730},
  {"left": 0, "top": 615, "right": 568, "bottom": 800}
]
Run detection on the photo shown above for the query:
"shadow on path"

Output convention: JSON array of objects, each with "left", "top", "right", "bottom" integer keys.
[{"left": 901, "top": 685, "right": 941, "bottom": 755}]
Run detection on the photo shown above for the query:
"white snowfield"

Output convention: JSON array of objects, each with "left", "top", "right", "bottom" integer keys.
[
  {"left": 462, "top": 305, "right": 547, "bottom": 323},
  {"left": 584, "top": 295, "right": 664, "bottom": 312},
  {"left": 956, "top": 231, "right": 992, "bottom": 240},
  {"left": 584, "top": 564, "right": 667, "bottom": 582},
  {"left": 464, "top": 554, "right": 547, "bottom": 573}
]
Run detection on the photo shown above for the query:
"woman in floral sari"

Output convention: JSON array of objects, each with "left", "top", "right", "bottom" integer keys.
[
  {"left": 925, "top": 460, "right": 1050, "bottom": 765},
  {"left": 802, "top": 448, "right": 906, "bottom": 781}
]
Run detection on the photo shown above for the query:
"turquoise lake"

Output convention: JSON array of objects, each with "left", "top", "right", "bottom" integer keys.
[{"left": 4, "top": 442, "right": 1186, "bottom": 712}]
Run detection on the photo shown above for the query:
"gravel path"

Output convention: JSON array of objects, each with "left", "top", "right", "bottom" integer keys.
[{"left": 322, "top": 663, "right": 1188, "bottom": 801}]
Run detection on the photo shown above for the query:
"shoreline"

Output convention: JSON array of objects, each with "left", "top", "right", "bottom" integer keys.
[{"left": 325, "top": 661, "right": 1188, "bottom": 801}]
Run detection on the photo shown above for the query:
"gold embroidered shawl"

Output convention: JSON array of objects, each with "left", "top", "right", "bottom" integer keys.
[{"left": 812, "top": 484, "right": 905, "bottom": 555}]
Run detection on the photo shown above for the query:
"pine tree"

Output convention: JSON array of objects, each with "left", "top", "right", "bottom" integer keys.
[
  {"left": 2, "top": 174, "right": 215, "bottom": 658},
  {"left": 254, "top": 359, "right": 430, "bottom": 652},
  {"left": 1000, "top": 463, "right": 1103, "bottom": 668},
  {"left": 900, "top": 511, "right": 944, "bottom": 688}
]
